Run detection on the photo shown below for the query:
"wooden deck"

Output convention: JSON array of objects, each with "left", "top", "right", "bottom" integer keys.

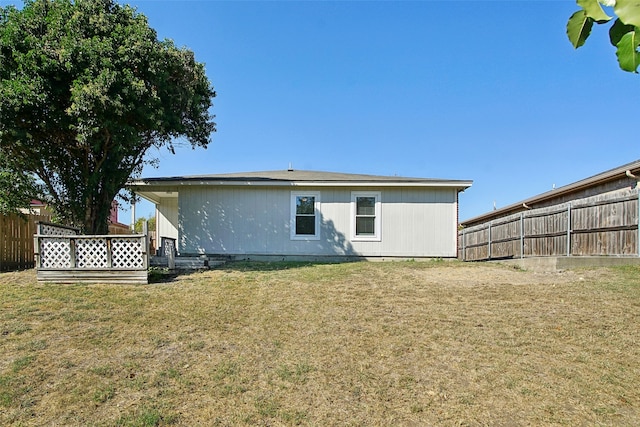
[
  {"left": 36, "top": 268, "right": 148, "bottom": 284},
  {"left": 34, "top": 222, "right": 149, "bottom": 284}
]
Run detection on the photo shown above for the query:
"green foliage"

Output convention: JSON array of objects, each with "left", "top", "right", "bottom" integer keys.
[
  {"left": 0, "top": 0, "right": 216, "bottom": 233},
  {"left": 616, "top": 29, "right": 640, "bottom": 70},
  {"left": 134, "top": 215, "right": 155, "bottom": 233},
  {"left": 568, "top": 0, "right": 640, "bottom": 72},
  {"left": 0, "top": 150, "right": 42, "bottom": 215},
  {"left": 567, "top": 10, "right": 596, "bottom": 49},
  {"left": 579, "top": 0, "right": 612, "bottom": 23},
  {"left": 615, "top": 0, "right": 640, "bottom": 27}
]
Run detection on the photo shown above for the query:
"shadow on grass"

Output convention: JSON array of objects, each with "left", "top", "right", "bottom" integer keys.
[
  {"left": 147, "top": 260, "right": 360, "bottom": 282},
  {"left": 147, "top": 258, "right": 466, "bottom": 282},
  {"left": 147, "top": 268, "right": 209, "bottom": 284},
  {"left": 217, "top": 260, "right": 348, "bottom": 272}
]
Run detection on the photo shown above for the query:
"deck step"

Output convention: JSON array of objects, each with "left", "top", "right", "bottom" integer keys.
[
  {"left": 150, "top": 256, "right": 227, "bottom": 270},
  {"left": 208, "top": 260, "right": 227, "bottom": 268},
  {"left": 175, "top": 257, "right": 207, "bottom": 269}
]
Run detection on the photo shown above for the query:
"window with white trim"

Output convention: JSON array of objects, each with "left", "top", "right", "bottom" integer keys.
[
  {"left": 290, "top": 192, "right": 320, "bottom": 240},
  {"left": 351, "top": 191, "right": 381, "bottom": 241}
]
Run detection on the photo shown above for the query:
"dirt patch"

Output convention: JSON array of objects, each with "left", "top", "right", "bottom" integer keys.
[{"left": 403, "top": 262, "right": 606, "bottom": 285}]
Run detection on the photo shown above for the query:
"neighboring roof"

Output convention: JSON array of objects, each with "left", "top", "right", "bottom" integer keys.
[
  {"left": 461, "top": 159, "right": 640, "bottom": 226},
  {"left": 129, "top": 169, "right": 473, "bottom": 204}
]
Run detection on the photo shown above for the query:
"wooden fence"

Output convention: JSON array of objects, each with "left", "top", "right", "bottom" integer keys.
[
  {"left": 0, "top": 213, "right": 51, "bottom": 271},
  {"left": 109, "top": 222, "right": 132, "bottom": 235},
  {"left": 458, "top": 189, "right": 639, "bottom": 261},
  {"left": 34, "top": 222, "right": 148, "bottom": 284}
]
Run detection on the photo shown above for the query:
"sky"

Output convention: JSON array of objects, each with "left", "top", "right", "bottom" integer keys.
[{"left": 3, "top": 0, "right": 639, "bottom": 222}]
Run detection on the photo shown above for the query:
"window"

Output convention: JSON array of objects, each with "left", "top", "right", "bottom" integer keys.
[
  {"left": 352, "top": 192, "right": 381, "bottom": 241},
  {"left": 291, "top": 192, "right": 320, "bottom": 240}
]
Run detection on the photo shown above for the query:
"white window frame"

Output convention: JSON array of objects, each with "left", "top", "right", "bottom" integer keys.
[
  {"left": 290, "top": 191, "right": 321, "bottom": 240},
  {"left": 351, "top": 191, "right": 381, "bottom": 242}
]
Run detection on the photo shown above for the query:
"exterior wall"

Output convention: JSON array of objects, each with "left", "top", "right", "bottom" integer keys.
[
  {"left": 157, "top": 196, "right": 178, "bottom": 241},
  {"left": 462, "top": 176, "right": 639, "bottom": 228},
  {"left": 533, "top": 176, "right": 637, "bottom": 210},
  {"left": 174, "top": 185, "right": 459, "bottom": 258}
]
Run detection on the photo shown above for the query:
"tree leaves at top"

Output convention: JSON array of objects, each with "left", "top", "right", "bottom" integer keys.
[
  {"left": 615, "top": 29, "right": 640, "bottom": 70},
  {"left": 567, "top": 10, "right": 596, "bottom": 48},
  {"left": 615, "top": 0, "right": 640, "bottom": 27},
  {"left": 568, "top": 0, "right": 640, "bottom": 72},
  {"left": 0, "top": 0, "right": 216, "bottom": 233},
  {"left": 579, "top": 0, "right": 612, "bottom": 22}
]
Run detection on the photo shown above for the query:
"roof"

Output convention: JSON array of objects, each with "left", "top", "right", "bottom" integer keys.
[
  {"left": 128, "top": 169, "right": 473, "bottom": 204},
  {"left": 461, "top": 159, "right": 640, "bottom": 226},
  {"left": 134, "top": 169, "right": 472, "bottom": 185}
]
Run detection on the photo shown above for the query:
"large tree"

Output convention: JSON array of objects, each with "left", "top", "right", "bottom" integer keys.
[
  {"left": 567, "top": 0, "right": 640, "bottom": 72},
  {"left": 0, "top": 150, "right": 42, "bottom": 216},
  {"left": 0, "top": 0, "right": 215, "bottom": 233}
]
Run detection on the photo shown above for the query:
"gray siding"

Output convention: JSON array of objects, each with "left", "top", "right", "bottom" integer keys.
[
  {"left": 173, "top": 185, "right": 458, "bottom": 258},
  {"left": 157, "top": 197, "right": 178, "bottom": 241}
]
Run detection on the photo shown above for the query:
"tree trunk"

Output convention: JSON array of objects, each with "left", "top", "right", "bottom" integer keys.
[{"left": 83, "top": 193, "right": 112, "bottom": 235}]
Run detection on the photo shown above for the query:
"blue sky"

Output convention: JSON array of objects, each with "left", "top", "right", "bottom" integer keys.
[{"left": 4, "top": 0, "right": 639, "bottom": 222}]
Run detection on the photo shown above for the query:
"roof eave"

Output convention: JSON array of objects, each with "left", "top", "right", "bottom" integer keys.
[
  {"left": 128, "top": 179, "right": 473, "bottom": 189},
  {"left": 461, "top": 160, "right": 640, "bottom": 225}
]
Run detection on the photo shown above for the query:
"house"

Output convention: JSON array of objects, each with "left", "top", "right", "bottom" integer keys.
[
  {"left": 129, "top": 169, "right": 472, "bottom": 261},
  {"left": 107, "top": 200, "right": 132, "bottom": 235},
  {"left": 458, "top": 159, "right": 640, "bottom": 264},
  {"left": 21, "top": 199, "right": 53, "bottom": 217}
]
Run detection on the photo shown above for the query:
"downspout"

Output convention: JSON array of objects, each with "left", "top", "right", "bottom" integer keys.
[
  {"left": 625, "top": 170, "right": 640, "bottom": 183},
  {"left": 456, "top": 190, "right": 460, "bottom": 259}
]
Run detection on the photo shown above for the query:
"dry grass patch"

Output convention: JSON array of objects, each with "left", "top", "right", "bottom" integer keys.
[{"left": 1, "top": 261, "right": 639, "bottom": 426}]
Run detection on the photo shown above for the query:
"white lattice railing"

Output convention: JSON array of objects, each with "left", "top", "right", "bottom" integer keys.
[
  {"left": 36, "top": 221, "right": 79, "bottom": 236},
  {"left": 35, "top": 234, "right": 148, "bottom": 270}
]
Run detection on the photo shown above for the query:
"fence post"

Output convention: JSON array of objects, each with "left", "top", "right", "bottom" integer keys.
[
  {"left": 34, "top": 234, "right": 41, "bottom": 269},
  {"left": 488, "top": 221, "right": 492, "bottom": 260},
  {"left": 520, "top": 212, "right": 524, "bottom": 259},
  {"left": 141, "top": 235, "right": 148, "bottom": 269},
  {"left": 567, "top": 203, "right": 572, "bottom": 257},
  {"left": 69, "top": 237, "right": 77, "bottom": 268},
  {"left": 143, "top": 221, "right": 149, "bottom": 267},
  {"left": 106, "top": 238, "right": 113, "bottom": 268},
  {"left": 167, "top": 244, "right": 175, "bottom": 270},
  {"left": 462, "top": 228, "right": 466, "bottom": 261}
]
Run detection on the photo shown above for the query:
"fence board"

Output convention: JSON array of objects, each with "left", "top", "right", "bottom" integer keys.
[
  {"left": 0, "top": 213, "right": 50, "bottom": 271},
  {"left": 459, "top": 190, "right": 640, "bottom": 261}
]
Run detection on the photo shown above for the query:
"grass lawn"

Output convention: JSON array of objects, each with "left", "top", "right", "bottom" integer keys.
[{"left": 1, "top": 261, "right": 639, "bottom": 426}]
